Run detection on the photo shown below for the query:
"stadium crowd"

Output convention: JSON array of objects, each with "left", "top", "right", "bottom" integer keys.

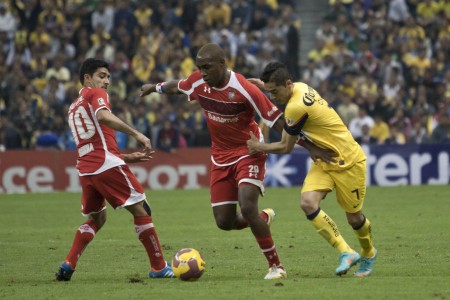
[{"left": 0, "top": 0, "right": 448, "bottom": 151}]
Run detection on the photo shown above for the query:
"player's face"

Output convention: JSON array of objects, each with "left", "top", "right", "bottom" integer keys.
[
  {"left": 84, "top": 67, "right": 110, "bottom": 89},
  {"left": 196, "top": 58, "right": 227, "bottom": 87},
  {"left": 264, "top": 81, "right": 293, "bottom": 104}
]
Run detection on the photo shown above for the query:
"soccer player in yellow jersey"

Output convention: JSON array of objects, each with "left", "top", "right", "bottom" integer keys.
[{"left": 247, "top": 62, "right": 377, "bottom": 277}]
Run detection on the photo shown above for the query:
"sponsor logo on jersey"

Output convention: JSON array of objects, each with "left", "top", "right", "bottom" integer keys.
[
  {"left": 204, "top": 86, "right": 211, "bottom": 93},
  {"left": 207, "top": 112, "right": 239, "bottom": 123},
  {"left": 228, "top": 89, "right": 236, "bottom": 100},
  {"left": 98, "top": 97, "right": 105, "bottom": 105}
]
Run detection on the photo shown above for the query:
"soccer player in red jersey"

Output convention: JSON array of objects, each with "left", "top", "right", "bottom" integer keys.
[
  {"left": 55, "top": 58, "right": 175, "bottom": 281},
  {"left": 140, "top": 43, "right": 336, "bottom": 279}
]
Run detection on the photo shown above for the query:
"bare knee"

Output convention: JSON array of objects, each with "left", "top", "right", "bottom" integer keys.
[
  {"left": 215, "top": 216, "right": 234, "bottom": 231},
  {"left": 346, "top": 211, "right": 365, "bottom": 229},
  {"left": 89, "top": 210, "right": 107, "bottom": 230},
  {"left": 240, "top": 204, "right": 258, "bottom": 222},
  {"left": 300, "top": 191, "right": 324, "bottom": 215}
]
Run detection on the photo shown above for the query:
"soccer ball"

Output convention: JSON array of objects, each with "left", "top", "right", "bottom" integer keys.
[{"left": 172, "top": 248, "right": 205, "bottom": 281}]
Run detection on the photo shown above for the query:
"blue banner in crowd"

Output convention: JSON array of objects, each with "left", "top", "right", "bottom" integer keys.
[{"left": 265, "top": 144, "right": 450, "bottom": 187}]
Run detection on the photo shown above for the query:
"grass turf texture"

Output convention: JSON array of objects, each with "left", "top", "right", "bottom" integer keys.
[{"left": 0, "top": 186, "right": 449, "bottom": 300}]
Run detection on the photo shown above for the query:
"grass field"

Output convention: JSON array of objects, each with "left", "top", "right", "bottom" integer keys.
[{"left": 0, "top": 186, "right": 449, "bottom": 300}]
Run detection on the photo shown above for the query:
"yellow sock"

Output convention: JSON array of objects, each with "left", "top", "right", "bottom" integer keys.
[
  {"left": 309, "top": 209, "right": 353, "bottom": 254},
  {"left": 354, "top": 217, "right": 375, "bottom": 258}
]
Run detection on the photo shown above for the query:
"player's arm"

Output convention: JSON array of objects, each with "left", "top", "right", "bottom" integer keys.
[
  {"left": 247, "top": 130, "right": 297, "bottom": 154},
  {"left": 97, "top": 108, "right": 153, "bottom": 157},
  {"left": 271, "top": 116, "right": 337, "bottom": 163},
  {"left": 140, "top": 80, "right": 182, "bottom": 97}
]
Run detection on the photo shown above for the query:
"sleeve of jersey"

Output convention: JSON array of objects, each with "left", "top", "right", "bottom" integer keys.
[
  {"left": 284, "top": 103, "right": 308, "bottom": 136},
  {"left": 240, "top": 78, "right": 282, "bottom": 127},
  {"left": 89, "top": 88, "right": 111, "bottom": 115},
  {"left": 178, "top": 71, "right": 201, "bottom": 101}
]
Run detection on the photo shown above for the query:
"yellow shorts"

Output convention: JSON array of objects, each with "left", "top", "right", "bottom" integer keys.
[{"left": 301, "top": 160, "right": 367, "bottom": 213}]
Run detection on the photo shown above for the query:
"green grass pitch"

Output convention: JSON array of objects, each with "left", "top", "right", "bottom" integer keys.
[{"left": 0, "top": 186, "right": 449, "bottom": 300}]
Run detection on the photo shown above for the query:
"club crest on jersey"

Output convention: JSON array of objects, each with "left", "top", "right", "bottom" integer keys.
[
  {"left": 228, "top": 89, "right": 236, "bottom": 100},
  {"left": 285, "top": 118, "right": 295, "bottom": 126},
  {"left": 98, "top": 97, "right": 105, "bottom": 105}
]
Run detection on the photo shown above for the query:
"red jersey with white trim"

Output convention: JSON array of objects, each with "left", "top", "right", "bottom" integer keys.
[
  {"left": 67, "top": 87, "right": 125, "bottom": 175},
  {"left": 178, "top": 70, "right": 282, "bottom": 165}
]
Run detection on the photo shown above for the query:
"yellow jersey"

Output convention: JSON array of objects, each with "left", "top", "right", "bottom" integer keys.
[{"left": 284, "top": 82, "right": 366, "bottom": 171}]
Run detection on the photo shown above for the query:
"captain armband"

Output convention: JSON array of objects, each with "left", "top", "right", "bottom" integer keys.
[{"left": 155, "top": 82, "right": 165, "bottom": 94}]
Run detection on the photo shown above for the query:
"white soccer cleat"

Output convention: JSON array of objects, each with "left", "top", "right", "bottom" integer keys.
[
  {"left": 262, "top": 208, "right": 276, "bottom": 227},
  {"left": 264, "top": 264, "right": 287, "bottom": 280}
]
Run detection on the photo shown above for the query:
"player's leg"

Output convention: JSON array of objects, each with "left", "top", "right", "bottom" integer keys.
[
  {"left": 125, "top": 201, "right": 174, "bottom": 278},
  {"left": 97, "top": 165, "right": 174, "bottom": 278},
  {"left": 335, "top": 160, "right": 376, "bottom": 277},
  {"left": 237, "top": 156, "right": 286, "bottom": 279},
  {"left": 210, "top": 162, "right": 269, "bottom": 230},
  {"left": 301, "top": 164, "right": 358, "bottom": 275},
  {"left": 55, "top": 176, "right": 106, "bottom": 281}
]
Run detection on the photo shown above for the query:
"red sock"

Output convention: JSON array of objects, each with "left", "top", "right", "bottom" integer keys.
[
  {"left": 65, "top": 220, "right": 97, "bottom": 269},
  {"left": 134, "top": 216, "right": 165, "bottom": 270},
  {"left": 236, "top": 211, "right": 269, "bottom": 230},
  {"left": 256, "top": 234, "right": 282, "bottom": 268}
]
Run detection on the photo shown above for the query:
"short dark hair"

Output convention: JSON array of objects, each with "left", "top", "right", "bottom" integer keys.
[
  {"left": 260, "top": 62, "right": 291, "bottom": 85},
  {"left": 79, "top": 58, "right": 110, "bottom": 85}
]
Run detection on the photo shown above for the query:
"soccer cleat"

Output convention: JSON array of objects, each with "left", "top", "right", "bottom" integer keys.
[
  {"left": 264, "top": 264, "right": 287, "bottom": 279},
  {"left": 149, "top": 261, "right": 176, "bottom": 278},
  {"left": 354, "top": 249, "right": 377, "bottom": 277},
  {"left": 55, "top": 261, "right": 75, "bottom": 281},
  {"left": 335, "top": 252, "right": 361, "bottom": 276},
  {"left": 262, "top": 208, "right": 276, "bottom": 227}
]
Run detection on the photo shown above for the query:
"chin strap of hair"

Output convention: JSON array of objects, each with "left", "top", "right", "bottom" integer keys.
[{"left": 155, "top": 82, "right": 165, "bottom": 94}]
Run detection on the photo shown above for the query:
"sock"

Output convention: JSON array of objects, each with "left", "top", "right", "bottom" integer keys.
[
  {"left": 256, "top": 234, "right": 282, "bottom": 268},
  {"left": 353, "top": 216, "right": 375, "bottom": 258},
  {"left": 65, "top": 220, "right": 98, "bottom": 269},
  {"left": 134, "top": 215, "right": 166, "bottom": 271},
  {"left": 307, "top": 208, "right": 353, "bottom": 254},
  {"left": 235, "top": 211, "right": 270, "bottom": 230}
]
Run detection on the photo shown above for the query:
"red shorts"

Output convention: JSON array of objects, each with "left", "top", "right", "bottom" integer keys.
[
  {"left": 79, "top": 165, "right": 146, "bottom": 216},
  {"left": 210, "top": 153, "right": 266, "bottom": 206}
]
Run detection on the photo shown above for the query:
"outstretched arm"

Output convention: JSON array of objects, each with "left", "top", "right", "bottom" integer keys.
[
  {"left": 270, "top": 116, "right": 337, "bottom": 163},
  {"left": 140, "top": 80, "right": 182, "bottom": 97},
  {"left": 247, "top": 130, "right": 297, "bottom": 154},
  {"left": 97, "top": 108, "right": 153, "bottom": 157}
]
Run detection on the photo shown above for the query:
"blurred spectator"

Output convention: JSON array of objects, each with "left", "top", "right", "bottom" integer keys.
[
  {"left": 231, "top": 0, "right": 253, "bottom": 30},
  {"left": 371, "top": 114, "right": 390, "bottom": 144},
  {"left": 10, "top": 0, "right": 42, "bottom": 32},
  {"left": 0, "top": 2, "right": 16, "bottom": 39},
  {"left": 337, "top": 93, "right": 359, "bottom": 127},
  {"left": 113, "top": 0, "right": 137, "bottom": 35},
  {"left": 349, "top": 107, "right": 375, "bottom": 139},
  {"left": 385, "top": 125, "right": 406, "bottom": 144},
  {"left": 387, "top": 0, "right": 410, "bottom": 24},
  {"left": 431, "top": 109, "right": 450, "bottom": 143},
  {"left": 355, "top": 124, "right": 377, "bottom": 145},
  {"left": 46, "top": 54, "right": 71, "bottom": 83},
  {"left": 156, "top": 119, "right": 180, "bottom": 153},
  {"left": 205, "top": 0, "right": 231, "bottom": 28},
  {"left": 91, "top": 0, "right": 115, "bottom": 34}
]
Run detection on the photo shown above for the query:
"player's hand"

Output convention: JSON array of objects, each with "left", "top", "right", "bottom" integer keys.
[
  {"left": 122, "top": 151, "right": 154, "bottom": 163},
  {"left": 248, "top": 78, "right": 265, "bottom": 90},
  {"left": 140, "top": 83, "right": 155, "bottom": 97},
  {"left": 247, "top": 131, "right": 261, "bottom": 154},
  {"left": 135, "top": 132, "right": 154, "bottom": 156},
  {"left": 309, "top": 146, "right": 338, "bottom": 164}
]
